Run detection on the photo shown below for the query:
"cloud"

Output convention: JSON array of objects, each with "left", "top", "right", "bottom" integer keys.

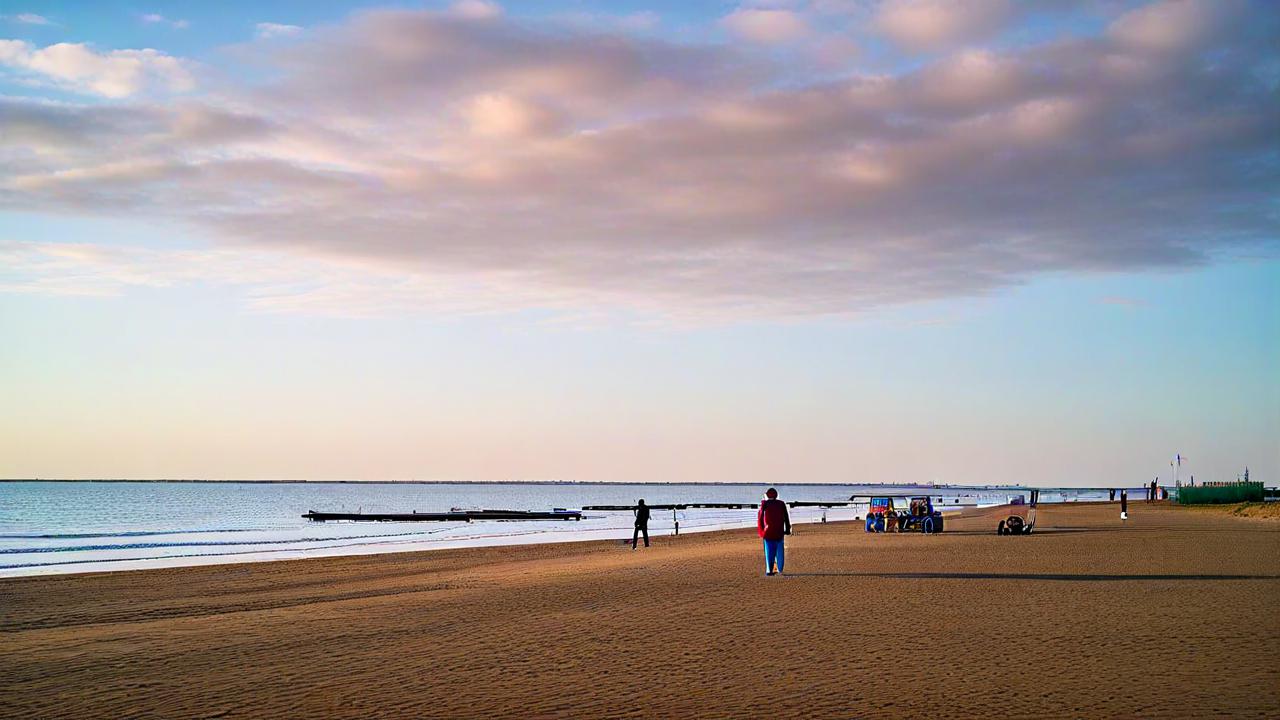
[
  {"left": 721, "top": 8, "right": 810, "bottom": 44},
  {"left": 449, "top": 0, "right": 502, "bottom": 21},
  {"left": 1107, "top": 0, "right": 1245, "bottom": 53},
  {"left": 0, "top": 240, "right": 583, "bottom": 318},
  {"left": 875, "top": 0, "right": 1012, "bottom": 51},
  {"left": 462, "top": 92, "right": 560, "bottom": 138},
  {"left": 6, "top": 13, "right": 52, "bottom": 26},
  {"left": 255, "top": 22, "right": 303, "bottom": 40},
  {"left": 0, "top": 5, "right": 1277, "bottom": 321},
  {"left": 0, "top": 40, "right": 194, "bottom": 97},
  {"left": 141, "top": 12, "right": 189, "bottom": 29}
]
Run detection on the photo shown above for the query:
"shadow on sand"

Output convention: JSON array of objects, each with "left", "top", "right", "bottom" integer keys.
[
  {"left": 781, "top": 571, "right": 1280, "bottom": 582},
  {"left": 932, "top": 526, "right": 1280, "bottom": 536}
]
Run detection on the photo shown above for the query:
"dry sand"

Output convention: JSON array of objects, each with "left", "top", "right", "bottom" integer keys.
[{"left": 2, "top": 502, "right": 1277, "bottom": 718}]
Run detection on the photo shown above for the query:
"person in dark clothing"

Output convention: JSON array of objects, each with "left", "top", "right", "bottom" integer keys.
[
  {"left": 632, "top": 499, "right": 650, "bottom": 549},
  {"left": 1149, "top": 479, "right": 1157, "bottom": 503},
  {"left": 1109, "top": 488, "right": 1116, "bottom": 502},
  {"left": 1120, "top": 490, "right": 1128, "bottom": 520},
  {"left": 757, "top": 488, "right": 791, "bottom": 576}
]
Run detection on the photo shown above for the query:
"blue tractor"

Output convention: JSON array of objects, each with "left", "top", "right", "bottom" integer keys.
[{"left": 864, "top": 496, "right": 944, "bottom": 534}]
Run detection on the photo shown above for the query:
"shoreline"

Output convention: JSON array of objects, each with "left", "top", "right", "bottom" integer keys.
[
  {"left": 2, "top": 500, "right": 1124, "bottom": 579},
  {"left": 0, "top": 499, "right": 1162, "bottom": 579},
  {"left": 0, "top": 510, "right": 807, "bottom": 579}
]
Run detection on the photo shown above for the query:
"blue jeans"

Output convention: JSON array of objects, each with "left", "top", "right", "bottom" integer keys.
[{"left": 763, "top": 538, "right": 785, "bottom": 574}]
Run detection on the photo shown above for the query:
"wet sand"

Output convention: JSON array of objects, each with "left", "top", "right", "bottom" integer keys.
[{"left": 2, "top": 502, "right": 1277, "bottom": 718}]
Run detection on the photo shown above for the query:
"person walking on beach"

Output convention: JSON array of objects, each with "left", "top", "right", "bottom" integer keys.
[
  {"left": 1120, "top": 489, "right": 1128, "bottom": 521},
  {"left": 757, "top": 488, "right": 791, "bottom": 576},
  {"left": 632, "top": 499, "right": 650, "bottom": 550},
  {"left": 1109, "top": 488, "right": 1116, "bottom": 502}
]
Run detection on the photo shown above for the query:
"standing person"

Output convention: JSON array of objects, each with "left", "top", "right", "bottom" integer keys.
[
  {"left": 632, "top": 499, "right": 650, "bottom": 550},
  {"left": 1150, "top": 479, "right": 1157, "bottom": 503},
  {"left": 1120, "top": 490, "right": 1128, "bottom": 521},
  {"left": 757, "top": 488, "right": 791, "bottom": 576},
  {"left": 1109, "top": 488, "right": 1116, "bottom": 502}
]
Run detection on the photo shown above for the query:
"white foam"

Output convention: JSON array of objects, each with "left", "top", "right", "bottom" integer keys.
[{"left": 0, "top": 506, "right": 865, "bottom": 577}]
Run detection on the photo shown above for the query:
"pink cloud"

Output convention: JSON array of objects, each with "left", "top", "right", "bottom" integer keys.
[
  {"left": 0, "top": 5, "right": 1276, "bottom": 320},
  {"left": 721, "top": 8, "right": 810, "bottom": 44},
  {"left": 875, "top": 0, "right": 1011, "bottom": 51}
]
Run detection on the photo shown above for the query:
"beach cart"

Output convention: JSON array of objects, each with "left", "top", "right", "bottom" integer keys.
[{"left": 997, "top": 490, "right": 1039, "bottom": 535}]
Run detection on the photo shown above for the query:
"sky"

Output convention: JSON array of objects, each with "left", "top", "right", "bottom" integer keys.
[{"left": 0, "top": 0, "right": 1276, "bottom": 485}]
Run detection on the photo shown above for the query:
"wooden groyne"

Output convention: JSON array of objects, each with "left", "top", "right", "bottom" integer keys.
[
  {"left": 581, "top": 502, "right": 759, "bottom": 511},
  {"left": 302, "top": 509, "right": 582, "bottom": 522},
  {"left": 305, "top": 501, "right": 861, "bottom": 522},
  {"left": 582, "top": 501, "right": 858, "bottom": 511}
]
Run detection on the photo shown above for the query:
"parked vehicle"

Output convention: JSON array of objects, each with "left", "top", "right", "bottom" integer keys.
[{"left": 864, "top": 496, "right": 945, "bottom": 534}]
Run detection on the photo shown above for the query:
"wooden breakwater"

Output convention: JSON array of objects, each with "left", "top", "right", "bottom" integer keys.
[
  {"left": 582, "top": 501, "right": 859, "bottom": 511},
  {"left": 302, "top": 509, "right": 583, "bottom": 522}
]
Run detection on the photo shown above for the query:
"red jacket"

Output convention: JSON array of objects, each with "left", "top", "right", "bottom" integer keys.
[{"left": 757, "top": 499, "right": 790, "bottom": 541}]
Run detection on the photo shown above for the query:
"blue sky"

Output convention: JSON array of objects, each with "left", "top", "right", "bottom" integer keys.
[{"left": 1, "top": 1, "right": 1276, "bottom": 484}]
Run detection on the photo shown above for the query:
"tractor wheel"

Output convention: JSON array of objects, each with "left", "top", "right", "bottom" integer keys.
[
  {"left": 934, "top": 517, "right": 944, "bottom": 534},
  {"left": 997, "top": 520, "right": 1006, "bottom": 535},
  {"left": 922, "top": 516, "right": 936, "bottom": 534}
]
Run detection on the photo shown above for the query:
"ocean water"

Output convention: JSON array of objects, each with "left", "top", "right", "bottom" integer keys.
[{"left": 0, "top": 481, "right": 1109, "bottom": 576}]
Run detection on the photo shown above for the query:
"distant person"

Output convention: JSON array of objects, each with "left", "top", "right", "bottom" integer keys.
[
  {"left": 1109, "top": 488, "right": 1116, "bottom": 502},
  {"left": 632, "top": 499, "right": 650, "bottom": 550},
  {"left": 1149, "top": 479, "right": 1157, "bottom": 503},
  {"left": 757, "top": 488, "right": 792, "bottom": 576},
  {"left": 1120, "top": 490, "right": 1128, "bottom": 521}
]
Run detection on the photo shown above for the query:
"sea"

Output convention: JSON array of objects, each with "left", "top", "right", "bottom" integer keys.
[{"left": 0, "top": 481, "right": 1112, "bottom": 577}]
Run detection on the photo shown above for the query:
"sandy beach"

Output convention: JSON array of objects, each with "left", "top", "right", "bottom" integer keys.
[{"left": 2, "top": 501, "right": 1277, "bottom": 718}]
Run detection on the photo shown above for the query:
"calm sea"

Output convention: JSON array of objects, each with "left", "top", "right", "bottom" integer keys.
[{"left": 0, "top": 481, "right": 1108, "bottom": 576}]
